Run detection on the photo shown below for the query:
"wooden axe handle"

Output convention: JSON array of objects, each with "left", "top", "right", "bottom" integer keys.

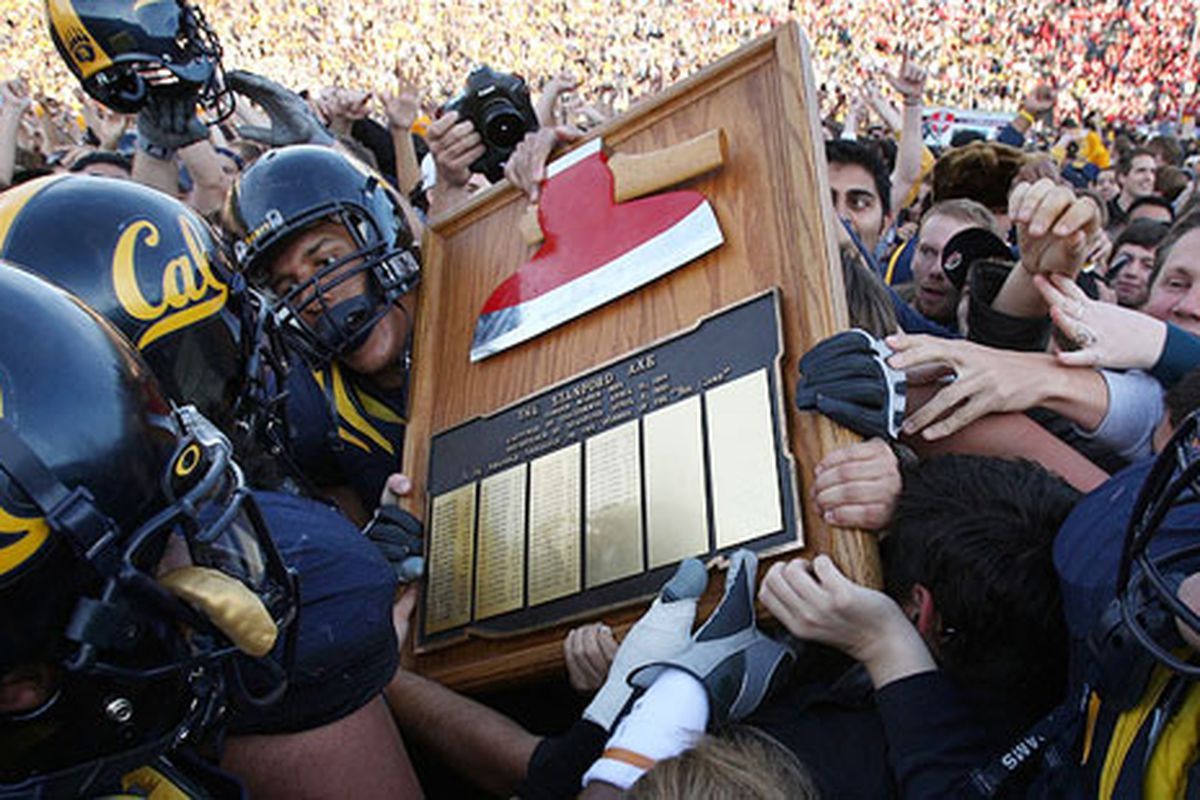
[
  {"left": 519, "top": 128, "right": 727, "bottom": 246},
  {"left": 610, "top": 128, "right": 727, "bottom": 203}
]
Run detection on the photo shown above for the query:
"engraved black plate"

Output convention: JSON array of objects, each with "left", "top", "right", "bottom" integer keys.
[{"left": 418, "top": 290, "right": 801, "bottom": 648}]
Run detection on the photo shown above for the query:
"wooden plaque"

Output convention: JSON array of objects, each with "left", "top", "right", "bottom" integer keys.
[{"left": 405, "top": 22, "right": 880, "bottom": 691}]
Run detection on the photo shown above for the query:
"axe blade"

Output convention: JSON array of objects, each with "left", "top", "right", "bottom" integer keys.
[{"left": 470, "top": 201, "right": 723, "bottom": 362}]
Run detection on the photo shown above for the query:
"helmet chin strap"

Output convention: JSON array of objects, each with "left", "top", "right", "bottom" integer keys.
[{"left": 0, "top": 419, "right": 121, "bottom": 576}]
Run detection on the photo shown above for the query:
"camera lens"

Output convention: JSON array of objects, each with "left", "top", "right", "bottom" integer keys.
[{"left": 481, "top": 98, "right": 526, "bottom": 148}]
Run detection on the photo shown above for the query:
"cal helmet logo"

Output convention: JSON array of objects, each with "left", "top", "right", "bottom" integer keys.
[
  {"left": 0, "top": 384, "right": 50, "bottom": 577},
  {"left": 66, "top": 27, "right": 96, "bottom": 64},
  {"left": 46, "top": 0, "right": 113, "bottom": 74},
  {"left": 112, "top": 213, "right": 228, "bottom": 349}
]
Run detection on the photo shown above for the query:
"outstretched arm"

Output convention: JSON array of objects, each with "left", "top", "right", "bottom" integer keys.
[
  {"left": 0, "top": 79, "right": 32, "bottom": 189},
  {"left": 882, "top": 50, "right": 928, "bottom": 214},
  {"left": 887, "top": 333, "right": 1108, "bottom": 440}
]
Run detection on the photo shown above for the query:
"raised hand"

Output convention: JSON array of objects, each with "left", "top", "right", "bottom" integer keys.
[
  {"left": 1010, "top": 178, "right": 1102, "bottom": 278},
  {"left": 76, "top": 89, "right": 131, "bottom": 150},
  {"left": 426, "top": 109, "right": 485, "bottom": 189},
  {"left": 379, "top": 65, "right": 422, "bottom": 133},
  {"left": 884, "top": 48, "right": 928, "bottom": 105},
  {"left": 1021, "top": 83, "right": 1058, "bottom": 116},
  {"left": 1, "top": 79, "right": 33, "bottom": 122}
]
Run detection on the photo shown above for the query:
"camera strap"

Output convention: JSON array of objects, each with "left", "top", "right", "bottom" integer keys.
[{"left": 964, "top": 684, "right": 1089, "bottom": 797}]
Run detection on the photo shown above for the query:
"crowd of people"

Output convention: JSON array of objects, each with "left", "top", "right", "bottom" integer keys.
[
  {"left": 3, "top": 0, "right": 1199, "bottom": 125},
  {"left": 6, "top": 0, "right": 1200, "bottom": 798}
]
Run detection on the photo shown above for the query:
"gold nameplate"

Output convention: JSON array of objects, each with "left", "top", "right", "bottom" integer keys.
[
  {"left": 584, "top": 419, "right": 644, "bottom": 587},
  {"left": 643, "top": 395, "right": 709, "bottom": 567},
  {"left": 527, "top": 443, "right": 582, "bottom": 606},
  {"left": 474, "top": 464, "right": 528, "bottom": 620},
  {"left": 705, "top": 369, "right": 783, "bottom": 548},
  {"left": 425, "top": 483, "right": 478, "bottom": 634}
]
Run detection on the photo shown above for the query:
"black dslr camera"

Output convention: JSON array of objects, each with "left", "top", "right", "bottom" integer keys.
[{"left": 444, "top": 66, "right": 539, "bottom": 182}]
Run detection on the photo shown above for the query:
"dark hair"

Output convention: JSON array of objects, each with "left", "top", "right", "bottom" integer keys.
[
  {"left": 1156, "top": 165, "right": 1190, "bottom": 203},
  {"left": 67, "top": 151, "right": 133, "bottom": 175},
  {"left": 840, "top": 245, "right": 898, "bottom": 337},
  {"left": 1146, "top": 137, "right": 1183, "bottom": 168},
  {"left": 882, "top": 455, "right": 1079, "bottom": 712},
  {"left": 1127, "top": 194, "right": 1175, "bottom": 222},
  {"left": 1165, "top": 368, "right": 1200, "bottom": 430},
  {"left": 1111, "top": 217, "right": 1171, "bottom": 259},
  {"left": 1118, "top": 147, "right": 1156, "bottom": 175},
  {"left": 949, "top": 129, "right": 986, "bottom": 148},
  {"left": 1149, "top": 206, "right": 1200, "bottom": 288},
  {"left": 825, "top": 139, "right": 892, "bottom": 218},
  {"left": 932, "top": 141, "right": 1028, "bottom": 211}
]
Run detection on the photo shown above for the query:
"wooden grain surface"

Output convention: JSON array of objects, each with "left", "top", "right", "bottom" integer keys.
[{"left": 404, "top": 23, "right": 880, "bottom": 692}]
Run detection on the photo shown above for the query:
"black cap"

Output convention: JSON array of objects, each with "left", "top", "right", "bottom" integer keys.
[{"left": 941, "top": 227, "right": 1014, "bottom": 291}]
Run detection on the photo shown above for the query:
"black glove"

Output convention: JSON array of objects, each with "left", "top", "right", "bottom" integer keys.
[
  {"left": 795, "top": 329, "right": 906, "bottom": 440},
  {"left": 225, "top": 70, "right": 335, "bottom": 146},
  {"left": 136, "top": 90, "right": 209, "bottom": 154},
  {"left": 363, "top": 505, "right": 424, "bottom": 583}
]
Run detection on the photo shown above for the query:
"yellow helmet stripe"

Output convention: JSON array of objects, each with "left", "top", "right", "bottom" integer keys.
[
  {"left": 0, "top": 175, "right": 68, "bottom": 253},
  {"left": 46, "top": 0, "right": 115, "bottom": 77},
  {"left": 0, "top": 507, "right": 50, "bottom": 576}
]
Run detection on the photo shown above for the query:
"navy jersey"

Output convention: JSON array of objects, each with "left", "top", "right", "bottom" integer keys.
[
  {"left": 285, "top": 359, "right": 408, "bottom": 512},
  {"left": 1054, "top": 458, "right": 1200, "bottom": 645}
]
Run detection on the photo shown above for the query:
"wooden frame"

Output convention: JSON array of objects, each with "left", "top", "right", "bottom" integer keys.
[{"left": 404, "top": 22, "right": 880, "bottom": 691}]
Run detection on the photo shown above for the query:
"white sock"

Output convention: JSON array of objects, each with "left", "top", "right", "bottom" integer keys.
[{"left": 581, "top": 668, "right": 709, "bottom": 791}]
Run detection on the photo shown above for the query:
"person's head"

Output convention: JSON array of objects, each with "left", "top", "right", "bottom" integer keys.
[
  {"left": 1151, "top": 367, "right": 1200, "bottom": 453},
  {"left": 1117, "top": 148, "right": 1159, "bottom": 200},
  {"left": 0, "top": 174, "right": 289, "bottom": 480},
  {"left": 1155, "top": 165, "right": 1190, "bottom": 204},
  {"left": 67, "top": 150, "right": 133, "bottom": 179},
  {"left": 626, "top": 726, "right": 820, "bottom": 800},
  {"left": 883, "top": 455, "right": 1079, "bottom": 711},
  {"left": 932, "top": 141, "right": 1028, "bottom": 217},
  {"left": 1096, "top": 168, "right": 1120, "bottom": 202},
  {"left": 225, "top": 145, "right": 421, "bottom": 381},
  {"left": 825, "top": 140, "right": 892, "bottom": 253},
  {"left": 910, "top": 199, "right": 999, "bottom": 324},
  {"left": 1141, "top": 208, "right": 1200, "bottom": 336},
  {"left": 1126, "top": 194, "right": 1175, "bottom": 226},
  {"left": 0, "top": 265, "right": 294, "bottom": 796},
  {"left": 46, "top": 0, "right": 232, "bottom": 119},
  {"left": 1145, "top": 136, "right": 1183, "bottom": 168},
  {"left": 1108, "top": 218, "right": 1170, "bottom": 308}
]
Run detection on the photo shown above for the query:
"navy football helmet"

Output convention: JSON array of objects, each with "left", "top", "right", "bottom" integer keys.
[
  {"left": 225, "top": 145, "right": 421, "bottom": 363},
  {"left": 0, "top": 266, "right": 294, "bottom": 797},
  {"left": 0, "top": 175, "right": 290, "bottom": 468},
  {"left": 46, "top": 0, "right": 232, "bottom": 119},
  {"left": 1113, "top": 410, "right": 1200, "bottom": 679}
]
